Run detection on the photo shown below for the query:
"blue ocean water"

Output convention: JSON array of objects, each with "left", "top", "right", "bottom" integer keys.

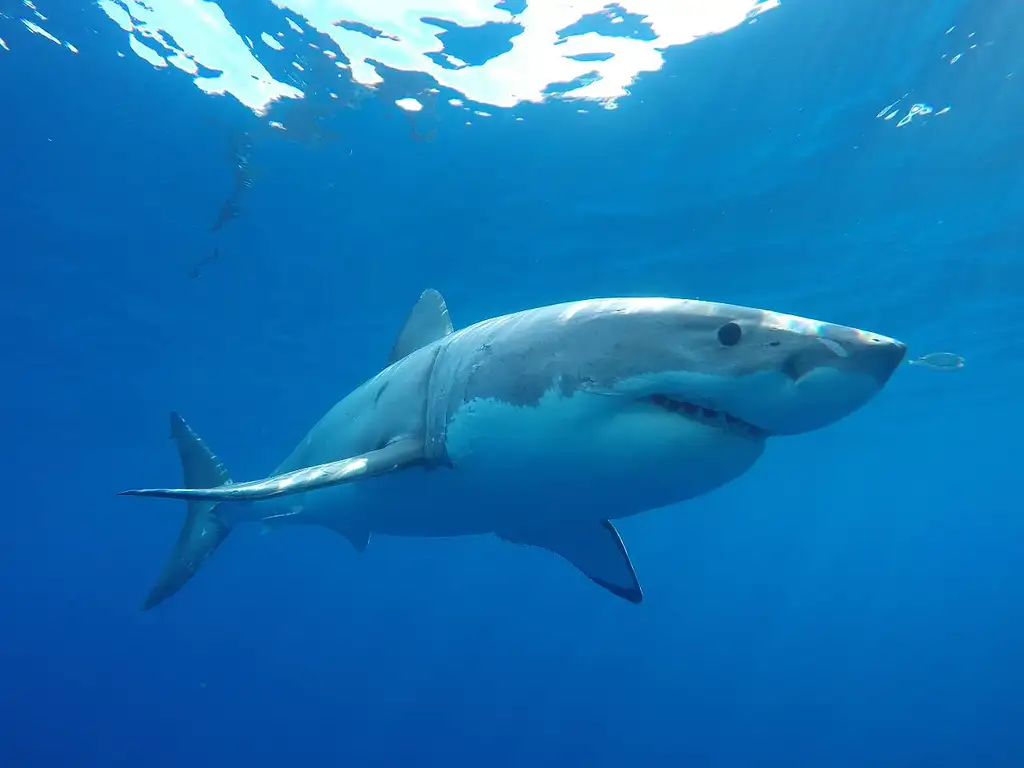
[{"left": 2, "top": 0, "right": 1023, "bottom": 765}]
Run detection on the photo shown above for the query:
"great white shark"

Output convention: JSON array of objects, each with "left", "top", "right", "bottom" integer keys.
[{"left": 121, "top": 290, "right": 906, "bottom": 608}]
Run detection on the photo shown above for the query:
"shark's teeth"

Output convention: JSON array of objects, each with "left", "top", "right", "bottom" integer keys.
[{"left": 646, "top": 394, "right": 768, "bottom": 439}]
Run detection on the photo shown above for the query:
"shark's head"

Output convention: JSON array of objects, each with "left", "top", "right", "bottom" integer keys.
[
  {"left": 564, "top": 298, "right": 906, "bottom": 438},
  {"left": 438, "top": 295, "right": 906, "bottom": 520}
]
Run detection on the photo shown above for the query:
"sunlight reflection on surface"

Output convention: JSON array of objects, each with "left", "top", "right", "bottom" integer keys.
[{"left": 82, "top": 0, "right": 778, "bottom": 116}]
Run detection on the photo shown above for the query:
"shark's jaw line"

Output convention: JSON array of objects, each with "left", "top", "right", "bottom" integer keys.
[{"left": 644, "top": 393, "right": 770, "bottom": 440}]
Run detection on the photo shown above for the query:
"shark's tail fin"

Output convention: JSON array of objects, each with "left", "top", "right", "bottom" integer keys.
[{"left": 141, "top": 412, "right": 233, "bottom": 610}]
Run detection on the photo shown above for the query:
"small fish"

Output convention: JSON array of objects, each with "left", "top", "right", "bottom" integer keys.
[
  {"left": 908, "top": 352, "right": 964, "bottom": 371},
  {"left": 211, "top": 199, "right": 240, "bottom": 232},
  {"left": 188, "top": 247, "right": 221, "bottom": 279}
]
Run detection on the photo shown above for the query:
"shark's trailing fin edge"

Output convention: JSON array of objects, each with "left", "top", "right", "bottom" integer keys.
[
  {"left": 388, "top": 288, "right": 453, "bottom": 364},
  {"left": 499, "top": 520, "right": 643, "bottom": 604},
  {"left": 319, "top": 520, "right": 371, "bottom": 552},
  {"left": 172, "top": 411, "right": 230, "bottom": 489},
  {"left": 120, "top": 437, "right": 424, "bottom": 503},
  {"left": 142, "top": 413, "right": 234, "bottom": 610}
]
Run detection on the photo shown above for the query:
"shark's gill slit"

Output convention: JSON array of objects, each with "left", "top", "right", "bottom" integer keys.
[{"left": 645, "top": 394, "right": 768, "bottom": 438}]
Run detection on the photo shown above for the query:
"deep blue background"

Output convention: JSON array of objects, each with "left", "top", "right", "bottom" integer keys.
[{"left": 2, "top": 0, "right": 1023, "bottom": 765}]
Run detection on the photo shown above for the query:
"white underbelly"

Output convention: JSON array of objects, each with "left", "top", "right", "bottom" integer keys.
[
  {"left": 256, "top": 391, "right": 765, "bottom": 537},
  {"left": 407, "top": 391, "right": 764, "bottom": 533}
]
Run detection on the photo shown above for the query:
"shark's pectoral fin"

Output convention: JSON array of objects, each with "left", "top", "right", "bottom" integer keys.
[
  {"left": 388, "top": 288, "right": 453, "bottom": 364},
  {"left": 119, "top": 438, "right": 423, "bottom": 503},
  {"left": 499, "top": 520, "right": 643, "bottom": 604},
  {"left": 320, "top": 520, "right": 370, "bottom": 552}
]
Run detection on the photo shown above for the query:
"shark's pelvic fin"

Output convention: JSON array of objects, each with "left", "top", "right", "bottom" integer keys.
[
  {"left": 319, "top": 520, "right": 370, "bottom": 552},
  {"left": 142, "top": 413, "right": 234, "bottom": 610},
  {"left": 119, "top": 438, "right": 424, "bottom": 503},
  {"left": 500, "top": 520, "right": 643, "bottom": 604},
  {"left": 387, "top": 288, "right": 453, "bottom": 365}
]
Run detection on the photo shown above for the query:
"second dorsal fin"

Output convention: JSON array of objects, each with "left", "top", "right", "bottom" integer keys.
[{"left": 388, "top": 288, "right": 453, "bottom": 364}]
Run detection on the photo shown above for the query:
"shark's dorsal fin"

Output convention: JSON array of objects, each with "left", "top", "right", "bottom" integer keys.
[{"left": 388, "top": 288, "right": 453, "bottom": 365}]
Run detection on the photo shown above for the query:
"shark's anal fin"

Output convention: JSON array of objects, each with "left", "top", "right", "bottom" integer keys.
[
  {"left": 120, "top": 438, "right": 423, "bottom": 503},
  {"left": 499, "top": 520, "right": 643, "bottom": 604},
  {"left": 388, "top": 288, "right": 453, "bottom": 365},
  {"left": 320, "top": 520, "right": 370, "bottom": 552},
  {"left": 143, "top": 413, "right": 234, "bottom": 610}
]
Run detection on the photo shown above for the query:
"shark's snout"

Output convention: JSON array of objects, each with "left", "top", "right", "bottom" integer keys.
[
  {"left": 808, "top": 327, "right": 907, "bottom": 385},
  {"left": 855, "top": 335, "right": 907, "bottom": 385},
  {"left": 754, "top": 326, "right": 906, "bottom": 436}
]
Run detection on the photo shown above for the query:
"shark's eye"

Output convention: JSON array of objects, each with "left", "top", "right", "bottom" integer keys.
[{"left": 717, "top": 321, "right": 742, "bottom": 347}]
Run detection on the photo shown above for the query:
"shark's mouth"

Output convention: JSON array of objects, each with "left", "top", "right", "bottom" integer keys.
[{"left": 646, "top": 394, "right": 769, "bottom": 439}]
